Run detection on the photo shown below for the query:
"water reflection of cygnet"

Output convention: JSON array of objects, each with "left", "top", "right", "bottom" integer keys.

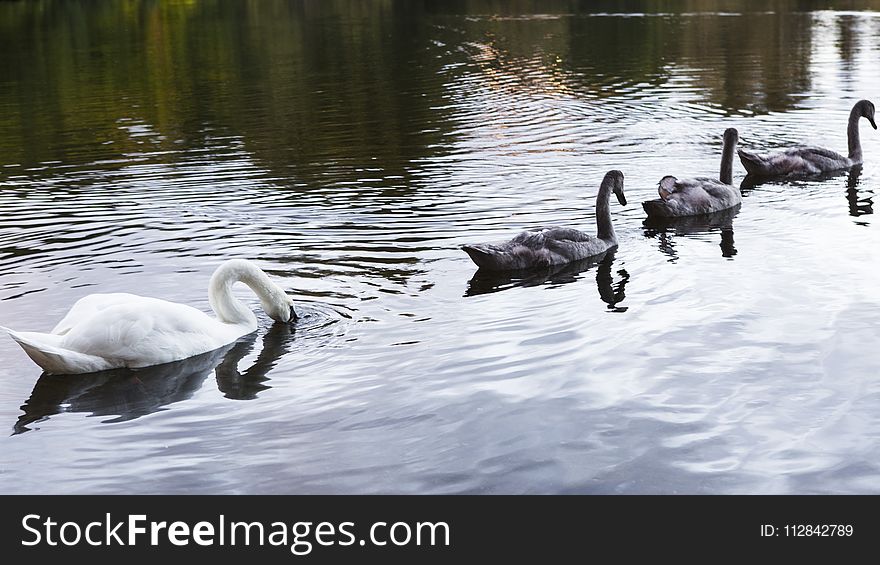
[
  {"left": 742, "top": 166, "right": 873, "bottom": 224},
  {"left": 13, "top": 324, "right": 293, "bottom": 434},
  {"left": 642, "top": 204, "right": 740, "bottom": 260},
  {"left": 740, "top": 164, "right": 854, "bottom": 191},
  {"left": 845, "top": 166, "right": 872, "bottom": 223},
  {"left": 464, "top": 250, "right": 630, "bottom": 312}
]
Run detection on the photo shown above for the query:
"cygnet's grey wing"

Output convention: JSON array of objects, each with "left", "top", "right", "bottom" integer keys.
[
  {"left": 535, "top": 227, "right": 595, "bottom": 243},
  {"left": 669, "top": 177, "right": 703, "bottom": 192},
  {"left": 536, "top": 227, "right": 609, "bottom": 262},
  {"left": 789, "top": 146, "right": 847, "bottom": 161},
  {"left": 463, "top": 226, "right": 612, "bottom": 271},
  {"left": 694, "top": 177, "right": 741, "bottom": 204},
  {"left": 785, "top": 146, "right": 850, "bottom": 172},
  {"left": 508, "top": 229, "right": 550, "bottom": 249},
  {"left": 740, "top": 146, "right": 848, "bottom": 176},
  {"left": 645, "top": 177, "right": 738, "bottom": 217},
  {"left": 463, "top": 230, "right": 555, "bottom": 270}
]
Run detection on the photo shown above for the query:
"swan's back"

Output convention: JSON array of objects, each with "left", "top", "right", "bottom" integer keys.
[
  {"left": 463, "top": 228, "right": 611, "bottom": 271},
  {"left": 6, "top": 295, "right": 243, "bottom": 374},
  {"left": 462, "top": 241, "right": 551, "bottom": 271},
  {"left": 60, "top": 298, "right": 232, "bottom": 366},
  {"left": 644, "top": 177, "right": 741, "bottom": 218},
  {"left": 738, "top": 147, "right": 850, "bottom": 177},
  {"left": 52, "top": 293, "right": 140, "bottom": 334}
]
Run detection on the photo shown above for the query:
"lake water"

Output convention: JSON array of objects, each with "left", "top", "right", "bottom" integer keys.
[{"left": 2, "top": 0, "right": 880, "bottom": 494}]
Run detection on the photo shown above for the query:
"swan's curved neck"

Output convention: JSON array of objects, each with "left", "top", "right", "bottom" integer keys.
[
  {"left": 209, "top": 260, "right": 282, "bottom": 327},
  {"left": 848, "top": 105, "right": 864, "bottom": 163},
  {"left": 720, "top": 134, "right": 737, "bottom": 185},
  {"left": 596, "top": 178, "right": 616, "bottom": 242}
]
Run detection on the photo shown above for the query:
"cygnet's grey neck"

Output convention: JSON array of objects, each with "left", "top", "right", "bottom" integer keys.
[
  {"left": 848, "top": 104, "right": 864, "bottom": 163},
  {"left": 596, "top": 177, "right": 617, "bottom": 242},
  {"left": 720, "top": 130, "right": 738, "bottom": 185}
]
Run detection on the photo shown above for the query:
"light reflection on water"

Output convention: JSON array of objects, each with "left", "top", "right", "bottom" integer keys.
[{"left": 1, "top": 1, "right": 880, "bottom": 494}]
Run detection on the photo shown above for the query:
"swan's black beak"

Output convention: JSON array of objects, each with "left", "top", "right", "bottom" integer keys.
[
  {"left": 616, "top": 192, "right": 627, "bottom": 206},
  {"left": 288, "top": 305, "right": 298, "bottom": 324}
]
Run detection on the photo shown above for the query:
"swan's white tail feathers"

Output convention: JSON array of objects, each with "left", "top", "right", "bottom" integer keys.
[{"left": 1, "top": 326, "right": 111, "bottom": 374}]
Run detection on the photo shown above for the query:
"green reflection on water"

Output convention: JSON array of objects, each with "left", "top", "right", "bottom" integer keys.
[{"left": 1, "top": 0, "right": 879, "bottom": 179}]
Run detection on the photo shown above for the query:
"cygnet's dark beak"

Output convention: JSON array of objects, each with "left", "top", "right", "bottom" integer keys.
[
  {"left": 616, "top": 192, "right": 627, "bottom": 206},
  {"left": 870, "top": 116, "right": 878, "bottom": 130}
]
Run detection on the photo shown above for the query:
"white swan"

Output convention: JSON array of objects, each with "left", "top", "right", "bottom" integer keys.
[{"left": 1, "top": 259, "right": 296, "bottom": 375}]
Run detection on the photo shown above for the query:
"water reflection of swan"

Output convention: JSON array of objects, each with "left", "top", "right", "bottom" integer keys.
[
  {"left": 464, "top": 250, "right": 629, "bottom": 312},
  {"left": 215, "top": 323, "right": 293, "bottom": 400},
  {"left": 643, "top": 204, "right": 740, "bottom": 260},
  {"left": 12, "top": 324, "right": 293, "bottom": 434}
]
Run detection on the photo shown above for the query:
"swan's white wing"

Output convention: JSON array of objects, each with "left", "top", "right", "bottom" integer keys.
[
  {"left": 52, "top": 293, "right": 141, "bottom": 335},
  {"left": 60, "top": 297, "right": 242, "bottom": 368}
]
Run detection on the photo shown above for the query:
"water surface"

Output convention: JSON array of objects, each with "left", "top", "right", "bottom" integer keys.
[{"left": 1, "top": 0, "right": 880, "bottom": 494}]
